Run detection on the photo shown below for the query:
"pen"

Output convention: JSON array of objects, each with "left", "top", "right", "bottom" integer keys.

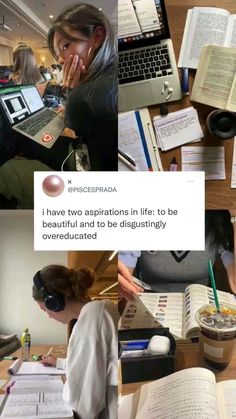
[
  {"left": 0, "top": 356, "right": 18, "bottom": 361},
  {"left": 118, "top": 153, "right": 137, "bottom": 171},
  {"left": 169, "top": 157, "right": 178, "bottom": 171},
  {"left": 45, "top": 346, "right": 53, "bottom": 357},
  {"left": 118, "top": 149, "right": 136, "bottom": 166},
  {"left": 181, "top": 68, "right": 189, "bottom": 95},
  {"left": 6, "top": 381, "right": 15, "bottom": 394}
]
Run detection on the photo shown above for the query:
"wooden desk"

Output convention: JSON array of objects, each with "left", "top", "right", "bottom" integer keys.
[
  {"left": 149, "top": 0, "right": 236, "bottom": 209},
  {"left": 0, "top": 345, "right": 67, "bottom": 391},
  {"left": 122, "top": 340, "right": 236, "bottom": 394}
]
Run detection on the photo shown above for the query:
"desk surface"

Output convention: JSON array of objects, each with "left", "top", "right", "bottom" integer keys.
[
  {"left": 122, "top": 340, "right": 236, "bottom": 395},
  {"left": 0, "top": 345, "right": 67, "bottom": 386},
  {"left": 147, "top": 0, "right": 236, "bottom": 209}
]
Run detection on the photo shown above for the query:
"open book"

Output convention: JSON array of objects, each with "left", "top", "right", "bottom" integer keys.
[
  {"left": 0, "top": 376, "right": 73, "bottom": 418},
  {"left": 191, "top": 45, "right": 236, "bottom": 111},
  {"left": 120, "top": 283, "right": 236, "bottom": 339},
  {"left": 119, "top": 367, "right": 236, "bottom": 418},
  {"left": 8, "top": 359, "right": 65, "bottom": 376},
  {"left": 178, "top": 7, "right": 236, "bottom": 69}
]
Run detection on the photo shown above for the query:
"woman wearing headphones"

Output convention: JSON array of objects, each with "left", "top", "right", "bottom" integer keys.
[{"left": 32, "top": 265, "right": 118, "bottom": 419}]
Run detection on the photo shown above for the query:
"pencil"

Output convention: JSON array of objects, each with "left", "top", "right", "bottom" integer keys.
[
  {"left": 45, "top": 346, "right": 53, "bottom": 357},
  {"left": 208, "top": 260, "right": 220, "bottom": 313}
]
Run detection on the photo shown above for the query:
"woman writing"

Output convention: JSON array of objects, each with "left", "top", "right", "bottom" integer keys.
[
  {"left": 32, "top": 265, "right": 118, "bottom": 419},
  {"left": 48, "top": 3, "right": 117, "bottom": 171}
]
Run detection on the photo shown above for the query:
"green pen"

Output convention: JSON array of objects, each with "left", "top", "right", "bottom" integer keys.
[
  {"left": 1, "top": 356, "right": 18, "bottom": 360},
  {"left": 31, "top": 355, "right": 42, "bottom": 361}
]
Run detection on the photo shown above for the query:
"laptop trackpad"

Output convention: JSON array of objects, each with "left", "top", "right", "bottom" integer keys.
[{"left": 121, "top": 82, "right": 153, "bottom": 110}]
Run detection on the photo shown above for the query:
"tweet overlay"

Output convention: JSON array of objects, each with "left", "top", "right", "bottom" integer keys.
[{"left": 34, "top": 172, "right": 205, "bottom": 251}]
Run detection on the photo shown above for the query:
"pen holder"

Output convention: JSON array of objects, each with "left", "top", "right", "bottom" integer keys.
[
  {"left": 118, "top": 327, "right": 176, "bottom": 384},
  {"left": 206, "top": 109, "right": 236, "bottom": 139}
]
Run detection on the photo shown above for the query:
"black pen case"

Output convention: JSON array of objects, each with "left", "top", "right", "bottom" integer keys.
[{"left": 118, "top": 327, "right": 176, "bottom": 384}]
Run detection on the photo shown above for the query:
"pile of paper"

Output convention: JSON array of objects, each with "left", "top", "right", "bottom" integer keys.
[{"left": 153, "top": 107, "right": 203, "bottom": 151}]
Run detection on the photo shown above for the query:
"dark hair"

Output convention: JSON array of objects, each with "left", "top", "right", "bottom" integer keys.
[
  {"left": 32, "top": 265, "right": 95, "bottom": 303},
  {"left": 12, "top": 44, "right": 43, "bottom": 84},
  {"left": 206, "top": 210, "right": 233, "bottom": 251},
  {"left": 48, "top": 3, "right": 116, "bottom": 83}
]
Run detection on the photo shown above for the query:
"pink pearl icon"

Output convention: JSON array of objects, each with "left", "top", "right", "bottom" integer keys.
[{"left": 42, "top": 175, "right": 65, "bottom": 197}]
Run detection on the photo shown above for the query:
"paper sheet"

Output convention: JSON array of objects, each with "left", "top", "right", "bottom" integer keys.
[
  {"left": 8, "top": 360, "right": 65, "bottom": 376},
  {"left": 118, "top": 111, "right": 149, "bottom": 171},
  {"left": 153, "top": 107, "right": 203, "bottom": 151},
  {"left": 231, "top": 137, "right": 236, "bottom": 188},
  {"left": 181, "top": 146, "right": 225, "bottom": 180}
]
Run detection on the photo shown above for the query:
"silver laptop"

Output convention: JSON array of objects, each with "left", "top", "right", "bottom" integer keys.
[
  {"left": 118, "top": 0, "right": 182, "bottom": 112},
  {"left": 0, "top": 84, "right": 65, "bottom": 148}
]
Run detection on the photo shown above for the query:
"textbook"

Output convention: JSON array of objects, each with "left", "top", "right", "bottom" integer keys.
[
  {"left": 0, "top": 376, "right": 73, "bottom": 418},
  {"left": 178, "top": 7, "right": 236, "bottom": 69},
  {"left": 7, "top": 359, "right": 65, "bottom": 376},
  {"left": 118, "top": 367, "right": 236, "bottom": 418},
  {"left": 120, "top": 283, "right": 236, "bottom": 340},
  {"left": 118, "top": 108, "right": 163, "bottom": 171},
  {"left": 191, "top": 45, "right": 236, "bottom": 111}
]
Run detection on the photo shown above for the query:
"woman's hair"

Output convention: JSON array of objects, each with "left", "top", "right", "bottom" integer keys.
[
  {"left": 48, "top": 3, "right": 117, "bottom": 83},
  {"left": 32, "top": 265, "right": 95, "bottom": 304},
  {"left": 12, "top": 44, "right": 43, "bottom": 84},
  {"left": 206, "top": 210, "right": 233, "bottom": 251}
]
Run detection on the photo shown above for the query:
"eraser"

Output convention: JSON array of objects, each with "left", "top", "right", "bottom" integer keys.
[{"left": 147, "top": 335, "right": 170, "bottom": 355}]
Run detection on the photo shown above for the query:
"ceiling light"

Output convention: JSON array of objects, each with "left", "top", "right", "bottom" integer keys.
[
  {"left": 49, "top": 15, "right": 54, "bottom": 19},
  {"left": 109, "top": 251, "right": 117, "bottom": 261}
]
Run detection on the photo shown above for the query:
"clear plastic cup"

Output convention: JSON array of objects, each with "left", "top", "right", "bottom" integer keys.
[{"left": 195, "top": 304, "right": 236, "bottom": 369}]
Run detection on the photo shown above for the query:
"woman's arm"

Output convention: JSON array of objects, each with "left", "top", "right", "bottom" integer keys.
[
  {"left": 225, "top": 210, "right": 236, "bottom": 293},
  {"left": 118, "top": 259, "right": 142, "bottom": 300}
]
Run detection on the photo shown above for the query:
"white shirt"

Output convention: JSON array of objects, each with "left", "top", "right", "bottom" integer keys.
[{"left": 57, "top": 301, "right": 118, "bottom": 419}]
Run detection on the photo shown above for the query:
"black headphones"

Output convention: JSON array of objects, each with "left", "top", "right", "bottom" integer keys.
[{"left": 33, "top": 271, "right": 65, "bottom": 312}]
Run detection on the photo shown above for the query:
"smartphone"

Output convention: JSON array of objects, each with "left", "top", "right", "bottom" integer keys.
[{"left": 132, "top": 276, "right": 152, "bottom": 291}]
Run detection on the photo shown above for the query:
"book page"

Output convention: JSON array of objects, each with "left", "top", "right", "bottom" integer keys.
[
  {"left": 137, "top": 292, "right": 184, "bottom": 339},
  {"left": 226, "top": 73, "right": 236, "bottom": 112},
  {"left": 178, "top": 7, "right": 229, "bottom": 69},
  {"left": 136, "top": 367, "right": 220, "bottom": 419},
  {"left": 225, "top": 14, "right": 236, "bottom": 47},
  {"left": 231, "top": 137, "right": 236, "bottom": 188},
  {"left": 120, "top": 296, "right": 161, "bottom": 329},
  {"left": 217, "top": 380, "right": 236, "bottom": 418},
  {"left": 191, "top": 45, "right": 236, "bottom": 109},
  {"left": 181, "top": 146, "right": 226, "bottom": 180},
  {"left": 184, "top": 284, "right": 236, "bottom": 339},
  {"left": 118, "top": 0, "right": 141, "bottom": 38}
]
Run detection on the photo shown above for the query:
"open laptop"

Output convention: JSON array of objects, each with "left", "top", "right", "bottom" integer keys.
[
  {"left": 0, "top": 84, "right": 65, "bottom": 148},
  {"left": 118, "top": 0, "right": 182, "bottom": 112}
]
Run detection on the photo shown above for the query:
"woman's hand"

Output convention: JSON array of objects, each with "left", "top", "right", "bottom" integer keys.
[
  {"left": 40, "top": 355, "right": 57, "bottom": 367},
  {"left": 118, "top": 260, "right": 143, "bottom": 300},
  {"left": 63, "top": 54, "right": 87, "bottom": 89}
]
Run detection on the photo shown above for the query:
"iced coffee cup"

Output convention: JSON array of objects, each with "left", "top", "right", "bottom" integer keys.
[{"left": 195, "top": 304, "right": 236, "bottom": 369}]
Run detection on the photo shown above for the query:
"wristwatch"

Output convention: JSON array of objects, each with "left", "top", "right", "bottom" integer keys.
[{"left": 230, "top": 216, "right": 236, "bottom": 224}]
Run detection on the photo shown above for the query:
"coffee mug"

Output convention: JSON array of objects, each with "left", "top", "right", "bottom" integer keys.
[{"left": 206, "top": 109, "right": 236, "bottom": 139}]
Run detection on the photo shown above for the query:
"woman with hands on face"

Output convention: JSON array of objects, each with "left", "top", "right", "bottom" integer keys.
[{"left": 48, "top": 3, "right": 117, "bottom": 171}]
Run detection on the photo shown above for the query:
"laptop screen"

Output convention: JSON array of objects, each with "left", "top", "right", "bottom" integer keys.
[
  {"left": 0, "top": 84, "right": 44, "bottom": 125},
  {"left": 118, "top": 0, "right": 170, "bottom": 51}
]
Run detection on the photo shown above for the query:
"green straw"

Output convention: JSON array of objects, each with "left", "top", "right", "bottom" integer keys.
[{"left": 208, "top": 260, "right": 220, "bottom": 313}]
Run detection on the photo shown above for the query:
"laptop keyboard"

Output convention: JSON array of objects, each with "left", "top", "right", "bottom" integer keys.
[
  {"left": 118, "top": 44, "right": 173, "bottom": 84},
  {"left": 17, "top": 109, "right": 56, "bottom": 136}
]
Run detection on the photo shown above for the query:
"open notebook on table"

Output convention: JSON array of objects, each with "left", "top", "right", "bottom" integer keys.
[
  {"left": 118, "top": 108, "right": 163, "bottom": 171},
  {"left": 0, "top": 376, "right": 73, "bottom": 418},
  {"left": 7, "top": 359, "right": 65, "bottom": 376}
]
